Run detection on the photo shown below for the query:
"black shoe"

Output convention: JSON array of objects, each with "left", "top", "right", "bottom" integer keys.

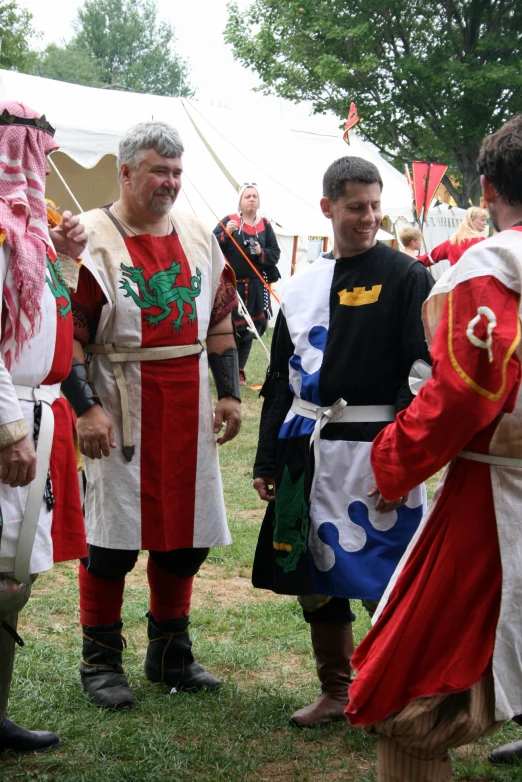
[
  {"left": 144, "top": 612, "right": 221, "bottom": 691},
  {"left": 0, "top": 718, "right": 60, "bottom": 753},
  {"left": 489, "top": 739, "right": 522, "bottom": 765},
  {"left": 80, "top": 621, "right": 134, "bottom": 709}
]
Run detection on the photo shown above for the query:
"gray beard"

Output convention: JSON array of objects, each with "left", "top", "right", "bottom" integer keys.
[
  {"left": 130, "top": 181, "right": 175, "bottom": 217},
  {"left": 147, "top": 199, "right": 174, "bottom": 217}
]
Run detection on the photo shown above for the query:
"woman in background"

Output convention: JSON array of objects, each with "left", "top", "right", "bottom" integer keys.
[
  {"left": 417, "top": 206, "right": 488, "bottom": 267},
  {"left": 214, "top": 184, "right": 280, "bottom": 385}
]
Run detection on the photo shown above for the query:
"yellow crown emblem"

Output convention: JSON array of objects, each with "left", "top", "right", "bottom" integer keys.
[{"left": 338, "top": 284, "right": 382, "bottom": 306}]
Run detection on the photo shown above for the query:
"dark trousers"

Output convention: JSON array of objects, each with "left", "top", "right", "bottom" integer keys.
[
  {"left": 238, "top": 336, "right": 254, "bottom": 371},
  {"left": 299, "top": 596, "right": 357, "bottom": 624},
  {"left": 81, "top": 544, "right": 209, "bottom": 581}
]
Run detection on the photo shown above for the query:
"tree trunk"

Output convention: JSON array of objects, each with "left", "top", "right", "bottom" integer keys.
[
  {"left": 460, "top": 159, "right": 482, "bottom": 208},
  {"left": 442, "top": 160, "right": 482, "bottom": 208},
  {"left": 442, "top": 175, "right": 466, "bottom": 208}
]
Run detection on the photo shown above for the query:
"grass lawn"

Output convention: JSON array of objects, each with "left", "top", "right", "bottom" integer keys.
[{"left": 3, "top": 335, "right": 522, "bottom": 781}]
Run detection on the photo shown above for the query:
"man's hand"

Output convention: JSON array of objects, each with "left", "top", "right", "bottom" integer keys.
[
  {"left": 367, "top": 483, "right": 409, "bottom": 513},
  {"left": 253, "top": 476, "right": 276, "bottom": 502},
  {"left": 49, "top": 211, "right": 88, "bottom": 259},
  {"left": 213, "top": 398, "right": 242, "bottom": 445},
  {"left": 254, "top": 242, "right": 262, "bottom": 255},
  {"left": 77, "top": 405, "right": 116, "bottom": 459},
  {"left": 0, "top": 436, "right": 37, "bottom": 487}
]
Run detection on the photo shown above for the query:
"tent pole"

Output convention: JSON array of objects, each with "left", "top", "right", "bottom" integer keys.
[
  {"left": 291, "top": 236, "right": 298, "bottom": 276},
  {"left": 49, "top": 158, "right": 84, "bottom": 214}
]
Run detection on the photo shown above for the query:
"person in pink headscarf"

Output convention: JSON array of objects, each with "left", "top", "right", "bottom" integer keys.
[{"left": 0, "top": 101, "right": 88, "bottom": 752}]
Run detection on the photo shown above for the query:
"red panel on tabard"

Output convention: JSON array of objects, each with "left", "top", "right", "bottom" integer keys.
[{"left": 123, "top": 233, "right": 200, "bottom": 550}]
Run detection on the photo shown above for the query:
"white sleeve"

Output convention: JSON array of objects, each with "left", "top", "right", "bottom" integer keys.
[{"left": 0, "top": 242, "right": 27, "bottom": 435}]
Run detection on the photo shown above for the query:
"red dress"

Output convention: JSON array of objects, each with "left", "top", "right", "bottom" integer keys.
[
  {"left": 347, "top": 272, "right": 521, "bottom": 727},
  {"left": 418, "top": 236, "right": 484, "bottom": 267}
]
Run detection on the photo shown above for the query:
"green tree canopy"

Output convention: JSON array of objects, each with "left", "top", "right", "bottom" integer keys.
[
  {"left": 224, "top": 0, "right": 522, "bottom": 206},
  {"left": 37, "top": 43, "right": 104, "bottom": 88},
  {"left": 34, "top": 0, "right": 193, "bottom": 97},
  {"left": 0, "top": 1, "right": 38, "bottom": 73}
]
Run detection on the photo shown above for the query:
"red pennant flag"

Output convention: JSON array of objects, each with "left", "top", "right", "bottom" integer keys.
[
  {"left": 411, "top": 162, "right": 448, "bottom": 219},
  {"left": 343, "top": 103, "right": 359, "bottom": 144}
]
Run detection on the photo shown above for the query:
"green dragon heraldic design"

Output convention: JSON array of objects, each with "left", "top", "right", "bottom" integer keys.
[
  {"left": 46, "top": 257, "right": 71, "bottom": 319},
  {"left": 119, "top": 260, "right": 201, "bottom": 332}
]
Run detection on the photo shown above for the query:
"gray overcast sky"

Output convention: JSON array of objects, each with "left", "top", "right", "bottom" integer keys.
[{"left": 16, "top": 0, "right": 260, "bottom": 106}]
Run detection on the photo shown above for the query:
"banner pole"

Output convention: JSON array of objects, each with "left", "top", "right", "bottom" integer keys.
[{"left": 420, "top": 162, "right": 432, "bottom": 233}]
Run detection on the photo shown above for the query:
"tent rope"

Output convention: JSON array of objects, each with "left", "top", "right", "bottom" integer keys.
[
  {"left": 182, "top": 98, "right": 322, "bottom": 214},
  {"left": 236, "top": 295, "right": 270, "bottom": 360},
  {"left": 50, "top": 157, "right": 83, "bottom": 213}
]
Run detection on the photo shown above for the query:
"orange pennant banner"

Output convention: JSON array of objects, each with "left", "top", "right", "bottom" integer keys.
[{"left": 343, "top": 103, "right": 360, "bottom": 144}]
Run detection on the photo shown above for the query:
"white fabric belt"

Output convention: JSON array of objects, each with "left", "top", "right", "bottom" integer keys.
[
  {"left": 291, "top": 397, "right": 395, "bottom": 424},
  {"left": 84, "top": 341, "right": 206, "bottom": 461},
  {"left": 85, "top": 341, "right": 206, "bottom": 363},
  {"left": 458, "top": 450, "right": 522, "bottom": 468},
  {"left": 12, "top": 383, "right": 60, "bottom": 584},
  {"left": 290, "top": 397, "right": 395, "bottom": 498}
]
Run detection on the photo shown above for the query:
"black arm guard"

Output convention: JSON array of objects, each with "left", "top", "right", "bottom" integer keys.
[
  {"left": 208, "top": 348, "right": 241, "bottom": 402},
  {"left": 61, "top": 358, "right": 102, "bottom": 417}
]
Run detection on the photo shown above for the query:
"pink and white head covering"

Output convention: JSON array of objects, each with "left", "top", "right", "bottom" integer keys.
[{"left": 0, "top": 101, "right": 59, "bottom": 366}]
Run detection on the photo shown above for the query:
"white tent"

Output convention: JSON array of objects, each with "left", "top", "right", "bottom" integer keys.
[{"left": 0, "top": 69, "right": 415, "bottom": 293}]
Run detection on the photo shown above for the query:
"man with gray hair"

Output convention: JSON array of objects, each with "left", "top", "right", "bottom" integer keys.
[{"left": 68, "top": 121, "right": 241, "bottom": 710}]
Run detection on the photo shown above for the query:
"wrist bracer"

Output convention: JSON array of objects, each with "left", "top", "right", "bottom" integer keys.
[
  {"left": 208, "top": 348, "right": 241, "bottom": 402},
  {"left": 61, "top": 359, "right": 102, "bottom": 417}
]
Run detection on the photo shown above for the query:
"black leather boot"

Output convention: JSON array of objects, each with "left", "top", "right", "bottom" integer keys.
[
  {"left": 144, "top": 612, "right": 221, "bottom": 691},
  {"left": 489, "top": 740, "right": 522, "bottom": 765},
  {"left": 80, "top": 621, "right": 134, "bottom": 709},
  {"left": 0, "top": 717, "right": 60, "bottom": 753}
]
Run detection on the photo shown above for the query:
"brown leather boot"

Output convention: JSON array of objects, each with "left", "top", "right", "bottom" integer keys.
[{"left": 290, "top": 620, "right": 354, "bottom": 727}]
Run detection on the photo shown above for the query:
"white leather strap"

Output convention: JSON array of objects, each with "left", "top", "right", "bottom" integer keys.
[
  {"left": 290, "top": 397, "right": 395, "bottom": 499},
  {"left": 12, "top": 384, "right": 61, "bottom": 406},
  {"left": 85, "top": 341, "right": 206, "bottom": 460},
  {"left": 458, "top": 450, "right": 522, "bottom": 468},
  {"left": 12, "top": 384, "right": 60, "bottom": 584}
]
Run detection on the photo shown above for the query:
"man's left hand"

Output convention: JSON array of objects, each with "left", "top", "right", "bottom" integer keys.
[
  {"left": 367, "top": 483, "right": 409, "bottom": 513},
  {"left": 49, "top": 210, "right": 88, "bottom": 258},
  {"left": 214, "top": 397, "right": 242, "bottom": 445}
]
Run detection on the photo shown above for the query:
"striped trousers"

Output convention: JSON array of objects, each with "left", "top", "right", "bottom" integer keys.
[{"left": 368, "top": 675, "right": 502, "bottom": 781}]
